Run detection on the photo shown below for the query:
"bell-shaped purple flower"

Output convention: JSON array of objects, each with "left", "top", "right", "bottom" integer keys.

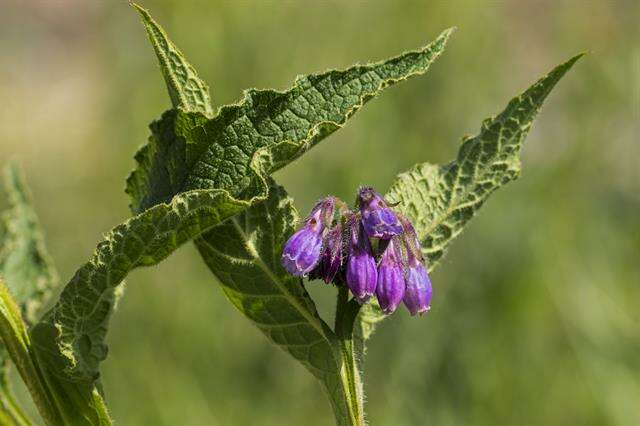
[
  {"left": 345, "top": 214, "right": 377, "bottom": 303},
  {"left": 281, "top": 228, "right": 323, "bottom": 276},
  {"left": 281, "top": 197, "right": 335, "bottom": 276},
  {"left": 357, "top": 187, "right": 402, "bottom": 239},
  {"left": 376, "top": 238, "right": 406, "bottom": 314},
  {"left": 403, "top": 260, "right": 432, "bottom": 315},
  {"left": 398, "top": 215, "right": 432, "bottom": 315},
  {"left": 314, "top": 224, "right": 343, "bottom": 283}
]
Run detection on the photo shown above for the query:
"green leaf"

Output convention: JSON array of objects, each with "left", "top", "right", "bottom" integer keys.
[
  {"left": 26, "top": 185, "right": 260, "bottom": 424},
  {"left": 359, "top": 54, "right": 583, "bottom": 337},
  {"left": 194, "top": 181, "right": 362, "bottom": 425},
  {"left": 30, "top": 188, "right": 253, "bottom": 382},
  {"left": 132, "top": 2, "right": 214, "bottom": 116},
  {"left": 126, "top": 18, "right": 454, "bottom": 213},
  {"left": 0, "top": 167, "right": 111, "bottom": 425},
  {"left": 0, "top": 164, "right": 58, "bottom": 325}
]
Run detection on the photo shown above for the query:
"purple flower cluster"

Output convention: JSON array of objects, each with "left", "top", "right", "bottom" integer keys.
[{"left": 281, "top": 187, "right": 432, "bottom": 315}]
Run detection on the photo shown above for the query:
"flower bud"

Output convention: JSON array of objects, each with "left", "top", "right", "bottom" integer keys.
[
  {"left": 403, "top": 260, "right": 432, "bottom": 315},
  {"left": 357, "top": 187, "right": 402, "bottom": 239},
  {"left": 345, "top": 214, "right": 377, "bottom": 303},
  {"left": 314, "top": 224, "right": 343, "bottom": 284},
  {"left": 281, "top": 226, "right": 323, "bottom": 276},
  {"left": 376, "top": 239, "right": 406, "bottom": 314},
  {"left": 398, "top": 215, "right": 432, "bottom": 315},
  {"left": 281, "top": 197, "right": 336, "bottom": 276},
  {"left": 398, "top": 215, "right": 423, "bottom": 262}
]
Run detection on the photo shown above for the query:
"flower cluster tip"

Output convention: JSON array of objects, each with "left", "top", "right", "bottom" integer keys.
[{"left": 281, "top": 188, "right": 432, "bottom": 316}]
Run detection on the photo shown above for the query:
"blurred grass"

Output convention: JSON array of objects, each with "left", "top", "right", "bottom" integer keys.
[{"left": 0, "top": 0, "right": 638, "bottom": 425}]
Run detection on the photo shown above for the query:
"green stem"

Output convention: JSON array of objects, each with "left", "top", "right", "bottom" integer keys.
[
  {"left": 0, "top": 281, "right": 62, "bottom": 425},
  {"left": 0, "top": 372, "right": 32, "bottom": 426},
  {"left": 334, "top": 287, "right": 364, "bottom": 426}
]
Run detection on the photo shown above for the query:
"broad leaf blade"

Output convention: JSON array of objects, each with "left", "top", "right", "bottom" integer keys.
[
  {"left": 195, "top": 181, "right": 358, "bottom": 425},
  {"left": 132, "top": 3, "right": 214, "bottom": 116},
  {"left": 360, "top": 55, "right": 583, "bottom": 337},
  {"left": 31, "top": 187, "right": 253, "bottom": 382},
  {"left": 126, "top": 26, "right": 454, "bottom": 213}
]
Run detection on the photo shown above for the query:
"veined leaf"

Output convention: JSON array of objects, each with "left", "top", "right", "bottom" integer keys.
[
  {"left": 0, "top": 166, "right": 112, "bottom": 424},
  {"left": 30, "top": 188, "right": 254, "bottom": 382},
  {"left": 194, "top": 181, "right": 361, "bottom": 425},
  {"left": 126, "top": 13, "right": 454, "bottom": 213},
  {"left": 358, "top": 54, "right": 583, "bottom": 337},
  {"left": 132, "top": 3, "right": 214, "bottom": 116}
]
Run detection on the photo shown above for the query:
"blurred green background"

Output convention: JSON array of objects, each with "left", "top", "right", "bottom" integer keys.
[{"left": 1, "top": 0, "right": 638, "bottom": 425}]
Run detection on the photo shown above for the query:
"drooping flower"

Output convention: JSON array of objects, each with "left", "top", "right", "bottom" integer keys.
[
  {"left": 281, "top": 189, "right": 433, "bottom": 317},
  {"left": 345, "top": 214, "right": 377, "bottom": 303},
  {"left": 313, "top": 224, "right": 343, "bottom": 284},
  {"left": 281, "top": 197, "right": 335, "bottom": 276},
  {"left": 398, "top": 215, "right": 432, "bottom": 315},
  {"left": 357, "top": 187, "right": 403, "bottom": 239},
  {"left": 403, "top": 260, "right": 432, "bottom": 315},
  {"left": 376, "top": 238, "right": 406, "bottom": 314}
]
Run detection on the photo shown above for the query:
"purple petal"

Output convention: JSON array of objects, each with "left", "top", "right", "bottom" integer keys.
[
  {"left": 358, "top": 187, "right": 402, "bottom": 239},
  {"left": 297, "top": 234, "right": 323, "bottom": 273},
  {"left": 376, "top": 263, "right": 405, "bottom": 314},
  {"left": 318, "top": 225, "right": 342, "bottom": 283},
  {"left": 375, "top": 239, "right": 406, "bottom": 313},
  {"left": 403, "top": 263, "right": 432, "bottom": 315},
  {"left": 346, "top": 252, "right": 377, "bottom": 303},
  {"left": 281, "top": 227, "right": 323, "bottom": 276}
]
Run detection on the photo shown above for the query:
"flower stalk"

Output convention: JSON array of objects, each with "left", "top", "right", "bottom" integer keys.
[{"left": 334, "top": 286, "right": 364, "bottom": 426}]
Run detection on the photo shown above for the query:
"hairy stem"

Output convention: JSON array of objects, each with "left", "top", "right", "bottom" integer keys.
[{"left": 334, "top": 287, "right": 364, "bottom": 426}]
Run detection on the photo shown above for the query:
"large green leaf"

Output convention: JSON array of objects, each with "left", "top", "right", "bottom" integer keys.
[
  {"left": 25, "top": 186, "right": 258, "bottom": 425},
  {"left": 195, "top": 182, "right": 362, "bottom": 425},
  {"left": 125, "top": 23, "right": 454, "bottom": 213},
  {"left": 358, "top": 54, "right": 583, "bottom": 337},
  {"left": 31, "top": 188, "right": 251, "bottom": 381}
]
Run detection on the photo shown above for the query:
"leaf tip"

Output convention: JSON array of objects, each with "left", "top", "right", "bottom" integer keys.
[
  {"left": 536, "top": 52, "right": 584, "bottom": 95},
  {"left": 437, "top": 27, "right": 456, "bottom": 46},
  {"left": 130, "top": 2, "right": 154, "bottom": 26},
  {"left": 129, "top": 1, "right": 145, "bottom": 14},
  {"left": 443, "top": 26, "right": 458, "bottom": 36},
  {"left": 564, "top": 52, "right": 586, "bottom": 69}
]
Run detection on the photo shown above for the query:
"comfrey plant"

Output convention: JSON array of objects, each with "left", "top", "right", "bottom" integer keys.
[{"left": 0, "top": 4, "right": 581, "bottom": 425}]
